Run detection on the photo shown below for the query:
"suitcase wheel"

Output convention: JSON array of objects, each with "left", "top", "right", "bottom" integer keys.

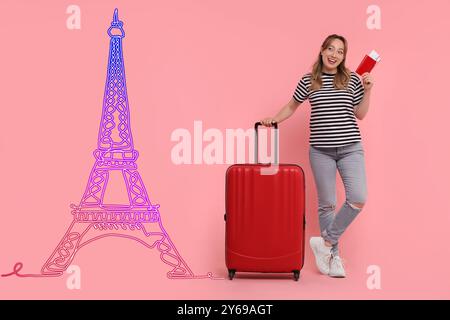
[
  {"left": 228, "top": 269, "right": 236, "bottom": 280},
  {"left": 293, "top": 270, "right": 300, "bottom": 281}
]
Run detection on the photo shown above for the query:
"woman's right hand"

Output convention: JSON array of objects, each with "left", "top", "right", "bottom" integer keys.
[{"left": 260, "top": 117, "right": 276, "bottom": 127}]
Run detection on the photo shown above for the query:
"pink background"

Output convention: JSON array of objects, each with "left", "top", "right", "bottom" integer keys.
[{"left": 1, "top": 0, "right": 449, "bottom": 299}]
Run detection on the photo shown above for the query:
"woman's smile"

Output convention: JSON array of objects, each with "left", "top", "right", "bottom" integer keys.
[{"left": 327, "top": 57, "right": 337, "bottom": 65}]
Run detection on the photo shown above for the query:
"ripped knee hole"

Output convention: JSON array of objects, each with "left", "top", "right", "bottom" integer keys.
[{"left": 348, "top": 202, "right": 365, "bottom": 210}]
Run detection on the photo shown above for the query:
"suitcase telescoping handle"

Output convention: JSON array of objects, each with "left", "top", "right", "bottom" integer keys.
[{"left": 254, "top": 121, "right": 279, "bottom": 165}]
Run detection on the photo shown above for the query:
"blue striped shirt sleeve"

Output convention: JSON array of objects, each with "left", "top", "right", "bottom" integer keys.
[
  {"left": 352, "top": 73, "right": 365, "bottom": 107},
  {"left": 293, "top": 74, "right": 311, "bottom": 103}
]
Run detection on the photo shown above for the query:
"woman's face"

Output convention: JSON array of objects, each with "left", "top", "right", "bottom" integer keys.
[{"left": 321, "top": 38, "right": 345, "bottom": 71}]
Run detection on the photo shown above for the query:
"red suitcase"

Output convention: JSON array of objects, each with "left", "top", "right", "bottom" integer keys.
[{"left": 225, "top": 122, "right": 305, "bottom": 281}]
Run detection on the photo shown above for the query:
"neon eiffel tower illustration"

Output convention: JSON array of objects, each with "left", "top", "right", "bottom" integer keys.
[{"left": 2, "top": 9, "right": 203, "bottom": 279}]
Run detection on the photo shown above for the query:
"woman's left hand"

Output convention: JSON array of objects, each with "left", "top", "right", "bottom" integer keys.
[{"left": 361, "top": 72, "right": 374, "bottom": 91}]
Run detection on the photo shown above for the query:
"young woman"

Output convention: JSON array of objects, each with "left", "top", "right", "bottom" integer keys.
[{"left": 261, "top": 34, "right": 374, "bottom": 278}]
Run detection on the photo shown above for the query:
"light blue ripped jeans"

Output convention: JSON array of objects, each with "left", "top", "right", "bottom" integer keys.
[{"left": 309, "top": 141, "right": 368, "bottom": 256}]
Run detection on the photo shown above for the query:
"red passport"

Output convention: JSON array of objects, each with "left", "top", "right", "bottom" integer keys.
[{"left": 356, "top": 50, "right": 381, "bottom": 75}]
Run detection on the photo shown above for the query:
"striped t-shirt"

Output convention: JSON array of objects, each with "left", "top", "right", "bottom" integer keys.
[{"left": 293, "top": 72, "right": 365, "bottom": 147}]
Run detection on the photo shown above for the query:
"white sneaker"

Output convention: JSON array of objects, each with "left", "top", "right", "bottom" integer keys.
[
  {"left": 329, "top": 255, "right": 346, "bottom": 278},
  {"left": 309, "top": 237, "right": 332, "bottom": 275}
]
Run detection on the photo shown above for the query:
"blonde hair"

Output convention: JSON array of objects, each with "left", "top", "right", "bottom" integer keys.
[{"left": 310, "top": 34, "right": 351, "bottom": 91}]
